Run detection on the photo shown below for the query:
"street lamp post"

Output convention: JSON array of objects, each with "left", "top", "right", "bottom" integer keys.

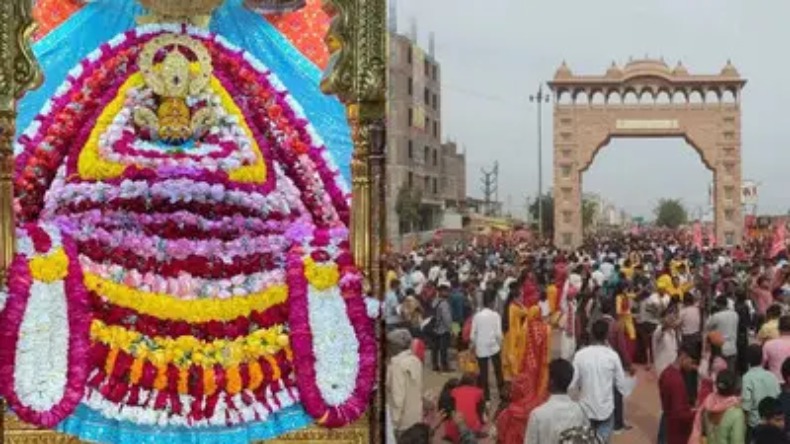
[{"left": 530, "top": 85, "right": 550, "bottom": 239}]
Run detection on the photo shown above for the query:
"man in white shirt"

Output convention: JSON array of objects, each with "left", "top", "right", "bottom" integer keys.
[
  {"left": 470, "top": 290, "right": 504, "bottom": 401},
  {"left": 570, "top": 319, "right": 627, "bottom": 443},
  {"left": 428, "top": 262, "right": 442, "bottom": 283},
  {"left": 526, "top": 358, "right": 588, "bottom": 443},
  {"left": 410, "top": 266, "right": 426, "bottom": 297}
]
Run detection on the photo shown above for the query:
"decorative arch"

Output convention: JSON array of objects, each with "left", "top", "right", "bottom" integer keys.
[
  {"left": 579, "top": 133, "right": 715, "bottom": 175},
  {"left": 548, "top": 58, "right": 746, "bottom": 248}
]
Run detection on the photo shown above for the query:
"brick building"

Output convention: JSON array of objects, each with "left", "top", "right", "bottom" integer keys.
[{"left": 386, "top": 31, "right": 466, "bottom": 241}]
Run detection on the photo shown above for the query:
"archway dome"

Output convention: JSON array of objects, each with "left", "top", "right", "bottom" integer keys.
[{"left": 549, "top": 58, "right": 745, "bottom": 106}]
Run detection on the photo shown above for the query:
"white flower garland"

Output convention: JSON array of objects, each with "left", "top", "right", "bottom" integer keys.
[
  {"left": 306, "top": 284, "right": 360, "bottom": 406},
  {"left": 13, "top": 280, "right": 70, "bottom": 412}
]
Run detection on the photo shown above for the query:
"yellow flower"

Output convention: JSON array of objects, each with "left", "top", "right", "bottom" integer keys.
[
  {"left": 226, "top": 366, "right": 242, "bottom": 395},
  {"left": 90, "top": 320, "right": 289, "bottom": 369},
  {"left": 84, "top": 273, "right": 287, "bottom": 323},
  {"left": 203, "top": 367, "right": 217, "bottom": 395},
  {"left": 154, "top": 365, "right": 168, "bottom": 391},
  {"left": 29, "top": 248, "right": 69, "bottom": 283},
  {"left": 303, "top": 258, "right": 340, "bottom": 291},
  {"left": 130, "top": 358, "right": 144, "bottom": 384}
]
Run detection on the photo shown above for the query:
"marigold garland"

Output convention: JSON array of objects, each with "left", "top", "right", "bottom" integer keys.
[
  {"left": 84, "top": 273, "right": 288, "bottom": 322},
  {"left": 90, "top": 320, "right": 289, "bottom": 369}
]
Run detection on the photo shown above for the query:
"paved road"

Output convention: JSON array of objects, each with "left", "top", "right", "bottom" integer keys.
[{"left": 422, "top": 331, "right": 661, "bottom": 443}]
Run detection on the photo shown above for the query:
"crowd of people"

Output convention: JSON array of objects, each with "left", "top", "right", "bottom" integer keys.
[{"left": 384, "top": 233, "right": 790, "bottom": 443}]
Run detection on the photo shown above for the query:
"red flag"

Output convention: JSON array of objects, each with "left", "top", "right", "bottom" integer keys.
[
  {"left": 770, "top": 222, "right": 787, "bottom": 258},
  {"left": 693, "top": 222, "right": 703, "bottom": 249}
]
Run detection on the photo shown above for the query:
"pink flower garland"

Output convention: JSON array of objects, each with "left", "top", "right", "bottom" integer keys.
[{"left": 0, "top": 227, "right": 91, "bottom": 427}]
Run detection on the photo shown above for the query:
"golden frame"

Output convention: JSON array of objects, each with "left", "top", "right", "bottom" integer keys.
[{"left": 0, "top": 0, "right": 386, "bottom": 443}]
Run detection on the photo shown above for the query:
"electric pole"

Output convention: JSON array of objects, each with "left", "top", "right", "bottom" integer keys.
[
  {"left": 480, "top": 162, "right": 499, "bottom": 216},
  {"left": 530, "top": 85, "right": 550, "bottom": 238}
]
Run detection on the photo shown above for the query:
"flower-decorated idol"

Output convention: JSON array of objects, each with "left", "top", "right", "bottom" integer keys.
[{"left": 1, "top": 19, "right": 375, "bottom": 444}]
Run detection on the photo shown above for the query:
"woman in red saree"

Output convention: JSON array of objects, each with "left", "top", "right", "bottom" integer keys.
[{"left": 495, "top": 304, "right": 551, "bottom": 444}]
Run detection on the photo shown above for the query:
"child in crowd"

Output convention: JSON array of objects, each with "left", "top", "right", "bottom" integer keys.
[{"left": 440, "top": 373, "right": 487, "bottom": 443}]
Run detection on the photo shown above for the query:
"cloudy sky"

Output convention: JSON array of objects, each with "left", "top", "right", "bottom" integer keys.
[{"left": 393, "top": 0, "right": 789, "bottom": 219}]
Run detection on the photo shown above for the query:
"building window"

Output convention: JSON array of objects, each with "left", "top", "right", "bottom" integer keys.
[
  {"left": 407, "top": 77, "right": 413, "bottom": 95},
  {"left": 724, "top": 209, "right": 735, "bottom": 221},
  {"left": 424, "top": 116, "right": 429, "bottom": 131},
  {"left": 563, "top": 211, "right": 572, "bottom": 224},
  {"left": 433, "top": 120, "right": 438, "bottom": 138},
  {"left": 408, "top": 140, "right": 413, "bottom": 159},
  {"left": 423, "top": 176, "right": 429, "bottom": 191},
  {"left": 432, "top": 93, "right": 438, "bottom": 109},
  {"left": 432, "top": 149, "right": 438, "bottom": 166},
  {"left": 562, "top": 232, "right": 572, "bottom": 246},
  {"left": 561, "top": 164, "right": 571, "bottom": 178},
  {"left": 424, "top": 146, "right": 430, "bottom": 163},
  {"left": 432, "top": 65, "right": 438, "bottom": 80},
  {"left": 725, "top": 231, "right": 735, "bottom": 246},
  {"left": 724, "top": 185, "right": 734, "bottom": 200},
  {"left": 432, "top": 178, "right": 438, "bottom": 194},
  {"left": 408, "top": 108, "right": 413, "bottom": 128},
  {"left": 424, "top": 60, "right": 430, "bottom": 76},
  {"left": 424, "top": 87, "right": 430, "bottom": 104},
  {"left": 407, "top": 46, "right": 412, "bottom": 64},
  {"left": 408, "top": 172, "right": 413, "bottom": 187}
]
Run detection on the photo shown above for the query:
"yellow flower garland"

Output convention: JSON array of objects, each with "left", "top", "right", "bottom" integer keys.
[
  {"left": 28, "top": 248, "right": 69, "bottom": 283},
  {"left": 91, "top": 320, "right": 289, "bottom": 369},
  {"left": 77, "top": 70, "right": 267, "bottom": 184},
  {"left": 303, "top": 258, "right": 340, "bottom": 291},
  {"left": 210, "top": 76, "right": 267, "bottom": 184},
  {"left": 84, "top": 273, "right": 288, "bottom": 323}
]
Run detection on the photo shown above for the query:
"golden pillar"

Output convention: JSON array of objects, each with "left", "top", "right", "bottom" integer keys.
[
  {"left": 321, "top": 0, "right": 387, "bottom": 442},
  {"left": 0, "top": 0, "right": 42, "bottom": 441}
]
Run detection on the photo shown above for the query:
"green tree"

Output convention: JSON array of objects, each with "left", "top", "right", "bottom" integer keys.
[
  {"left": 528, "top": 194, "right": 554, "bottom": 237},
  {"left": 395, "top": 185, "right": 423, "bottom": 234},
  {"left": 582, "top": 198, "right": 598, "bottom": 232},
  {"left": 654, "top": 198, "right": 688, "bottom": 229}
]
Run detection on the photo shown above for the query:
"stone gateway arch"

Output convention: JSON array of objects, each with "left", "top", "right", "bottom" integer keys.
[{"left": 548, "top": 58, "right": 745, "bottom": 249}]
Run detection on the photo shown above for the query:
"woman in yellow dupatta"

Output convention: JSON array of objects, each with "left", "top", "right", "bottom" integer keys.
[
  {"left": 503, "top": 272, "right": 534, "bottom": 380},
  {"left": 616, "top": 283, "right": 637, "bottom": 362},
  {"left": 496, "top": 304, "right": 552, "bottom": 444}
]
